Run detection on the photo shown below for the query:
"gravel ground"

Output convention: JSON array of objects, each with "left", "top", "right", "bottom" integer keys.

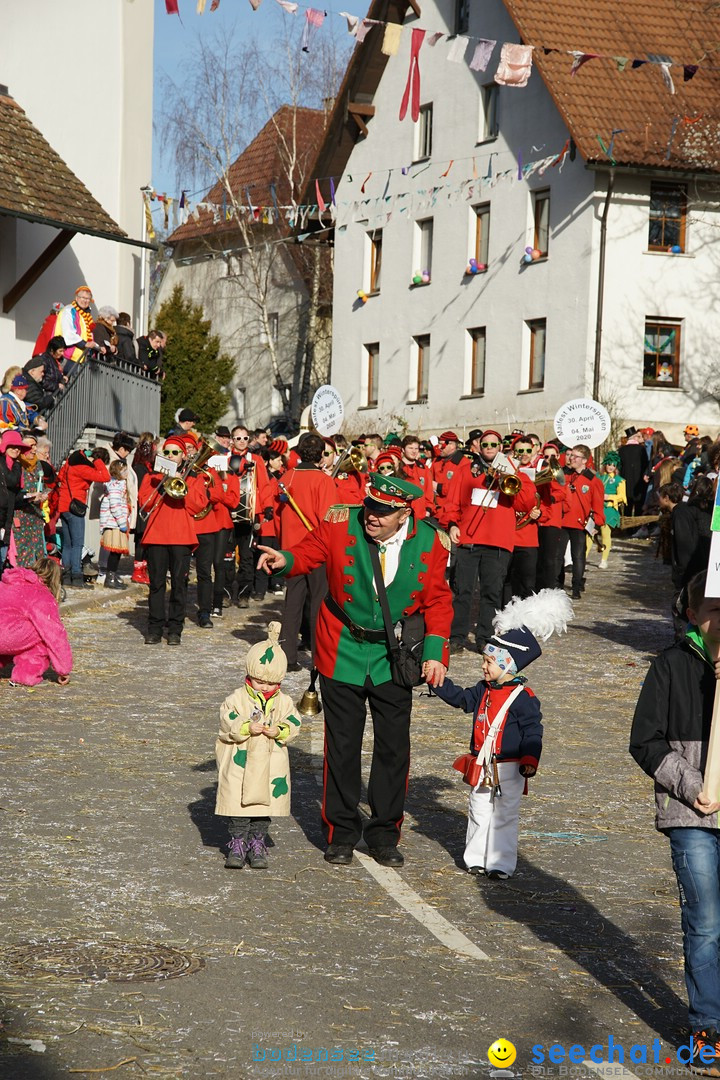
[{"left": 0, "top": 539, "right": 692, "bottom": 1080}]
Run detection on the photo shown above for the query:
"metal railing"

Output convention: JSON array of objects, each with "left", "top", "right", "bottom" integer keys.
[{"left": 46, "top": 358, "right": 162, "bottom": 463}]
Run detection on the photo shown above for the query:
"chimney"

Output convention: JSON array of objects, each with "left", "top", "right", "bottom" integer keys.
[{"left": 0, "top": 85, "right": 9, "bottom": 98}]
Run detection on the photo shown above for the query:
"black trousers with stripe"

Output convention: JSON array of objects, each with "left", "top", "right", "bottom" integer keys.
[{"left": 318, "top": 674, "right": 413, "bottom": 849}]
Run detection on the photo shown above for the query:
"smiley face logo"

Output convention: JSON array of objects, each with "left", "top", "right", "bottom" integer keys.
[{"left": 488, "top": 1039, "right": 517, "bottom": 1068}]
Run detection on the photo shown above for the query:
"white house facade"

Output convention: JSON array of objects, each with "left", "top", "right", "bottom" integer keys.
[
  {"left": 326, "top": 0, "right": 720, "bottom": 444},
  {"left": 0, "top": 0, "right": 153, "bottom": 361}
]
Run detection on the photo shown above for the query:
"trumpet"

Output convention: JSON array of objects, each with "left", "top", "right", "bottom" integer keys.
[{"left": 330, "top": 445, "right": 367, "bottom": 478}]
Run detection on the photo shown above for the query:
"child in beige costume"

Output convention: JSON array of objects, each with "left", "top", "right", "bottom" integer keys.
[{"left": 215, "top": 622, "right": 301, "bottom": 868}]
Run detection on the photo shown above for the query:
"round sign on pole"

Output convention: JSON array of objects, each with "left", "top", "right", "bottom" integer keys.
[
  {"left": 553, "top": 398, "right": 611, "bottom": 450},
  {"left": 311, "top": 385, "right": 344, "bottom": 438}
]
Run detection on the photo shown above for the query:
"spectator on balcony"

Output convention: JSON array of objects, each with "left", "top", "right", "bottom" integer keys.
[
  {"left": 0, "top": 375, "right": 33, "bottom": 430},
  {"left": 136, "top": 329, "right": 166, "bottom": 380},
  {"left": 1, "top": 366, "right": 22, "bottom": 394},
  {"left": 115, "top": 312, "right": 137, "bottom": 365},
  {"left": 93, "top": 306, "right": 119, "bottom": 362},
  {"left": 57, "top": 447, "right": 110, "bottom": 589},
  {"left": 37, "top": 337, "right": 69, "bottom": 398},
  {"left": 22, "top": 357, "right": 54, "bottom": 416},
  {"left": 33, "top": 301, "right": 64, "bottom": 358},
  {"left": 56, "top": 286, "right": 99, "bottom": 374}
]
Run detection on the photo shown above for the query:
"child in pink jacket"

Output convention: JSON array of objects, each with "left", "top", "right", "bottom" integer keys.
[{"left": 0, "top": 557, "right": 72, "bottom": 686}]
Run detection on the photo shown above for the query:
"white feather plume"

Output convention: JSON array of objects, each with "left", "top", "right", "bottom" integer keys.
[{"left": 493, "top": 589, "right": 574, "bottom": 641}]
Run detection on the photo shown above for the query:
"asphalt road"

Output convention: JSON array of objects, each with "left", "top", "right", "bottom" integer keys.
[{"left": 0, "top": 539, "right": 692, "bottom": 1080}]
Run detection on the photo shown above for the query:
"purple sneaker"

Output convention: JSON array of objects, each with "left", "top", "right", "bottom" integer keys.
[
  {"left": 246, "top": 835, "right": 269, "bottom": 869},
  {"left": 224, "top": 836, "right": 248, "bottom": 869}
]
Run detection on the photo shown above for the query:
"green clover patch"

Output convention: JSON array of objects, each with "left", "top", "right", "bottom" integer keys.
[
  {"left": 233, "top": 749, "right": 247, "bottom": 768},
  {"left": 271, "top": 776, "right": 289, "bottom": 798},
  {"left": 228, "top": 710, "right": 238, "bottom": 721},
  {"left": 260, "top": 646, "right": 274, "bottom": 665},
  {"left": 287, "top": 714, "right": 301, "bottom": 727}
]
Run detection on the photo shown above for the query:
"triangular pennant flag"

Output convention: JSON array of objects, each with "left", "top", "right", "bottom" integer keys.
[
  {"left": 315, "top": 179, "right": 327, "bottom": 213},
  {"left": 570, "top": 51, "right": 600, "bottom": 75},
  {"left": 684, "top": 64, "right": 699, "bottom": 82},
  {"left": 165, "top": 0, "right": 179, "bottom": 12},
  {"left": 427, "top": 32, "right": 443, "bottom": 46},
  {"left": 613, "top": 56, "right": 629, "bottom": 72}
]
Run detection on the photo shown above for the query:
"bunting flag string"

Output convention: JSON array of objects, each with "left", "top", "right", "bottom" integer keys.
[{"left": 163, "top": 0, "right": 718, "bottom": 97}]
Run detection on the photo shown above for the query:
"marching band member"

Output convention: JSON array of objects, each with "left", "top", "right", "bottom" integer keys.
[
  {"left": 277, "top": 433, "right": 336, "bottom": 671},
  {"left": 139, "top": 435, "right": 206, "bottom": 646},
  {"left": 444, "top": 431, "right": 536, "bottom": 655},
  {"left": 194, "top": 459, "right": 239, "bottom": 627},
  {"left": 561, "top": 444, "right": 605, "bottom": 600}
]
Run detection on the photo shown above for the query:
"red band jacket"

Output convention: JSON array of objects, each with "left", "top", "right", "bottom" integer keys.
[
  {"left": 278, "top": 463, "right": 337, "bottom": 549},
  {"left": 139, "top": 472, "right": 206, "bottom": 547},
  {"left": 562, "top": 468, "right": 606, "bottom": 530},
  {"left": 444, "top": 471, "right": 536, "bottom": 550}
]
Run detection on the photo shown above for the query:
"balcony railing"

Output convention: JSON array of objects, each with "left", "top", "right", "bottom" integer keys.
[{"left": 46, "top": 357, "right": 162, "bottom": 463}]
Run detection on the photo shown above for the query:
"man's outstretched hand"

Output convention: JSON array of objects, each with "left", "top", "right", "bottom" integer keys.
[{"left": 256, "top": 546, "right": 288, "bottom": 575}]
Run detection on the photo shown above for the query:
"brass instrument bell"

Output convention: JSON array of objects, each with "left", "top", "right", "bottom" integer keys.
[
  {"left": 296, "top": 667, "right": 322, "bottom": 717},
  {"left": 487, "top": 465, "right": 522, "bottom": 497},
  {"left": 330, "top": 445, "right": 368, "bottom": 478}
]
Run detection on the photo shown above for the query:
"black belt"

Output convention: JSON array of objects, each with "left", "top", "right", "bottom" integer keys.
[{"left": 324, "top": 594, "right": 387, "bottom": 643}]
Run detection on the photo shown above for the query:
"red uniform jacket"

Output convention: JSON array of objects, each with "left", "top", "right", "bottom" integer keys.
[
  {"left": 139, "top": 472, "right": 206, "bottom": 547},
  {"left": 193, "top": 470, "right": 240, "bottom": 534},
  {"left": 258, "top": 470, "right": 282, "bottom": 539},
  {"left": 444, "top": 471, "right": 536, "bottom": 550},
  {"left": 334, "top": 469, "right": 366, "bottom": 506},
  {"left": 562, "top": 469, "right": 606, "bottom": 530},
  {"left": 279, "top": 506, "right": 453, "bottom": 684},
  {"left": 537, "top": 478, "right": 568, "bottom": 529},
  {"left": 402, "top": 459, "right": 432, "bottom": 519},
  {"left": 278, "top": 464, "right": 336, "bottom": 548},
  {"left": 433, "top": 451, "right": 470, "bottom": 525},
  {"left": 58, "top": 456, "right": 111, "bottom": 514}
]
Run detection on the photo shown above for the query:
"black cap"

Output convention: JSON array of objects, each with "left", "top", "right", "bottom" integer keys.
[
  {"left": 216, "top": 425, "right": 231, "bottom": 438},
  {"left": 178, "top": 408, "right": 200, "bottom": 423},
  {"left": 467, "top": 429, "right": 483, "bottom": 443}
]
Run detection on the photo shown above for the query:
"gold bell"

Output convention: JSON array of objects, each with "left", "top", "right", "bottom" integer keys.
[{"left": 296, "top": 667, "right": 322, "bottom": 717}]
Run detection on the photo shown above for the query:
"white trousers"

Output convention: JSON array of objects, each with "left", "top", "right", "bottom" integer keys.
[{"left": 464, "top": 762, "right": 525, "bottom": 875}]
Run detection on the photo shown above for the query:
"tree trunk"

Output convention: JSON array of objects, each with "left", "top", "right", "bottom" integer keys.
[{"left": 300, "top": 245, "right": 321, "bottom": 412}]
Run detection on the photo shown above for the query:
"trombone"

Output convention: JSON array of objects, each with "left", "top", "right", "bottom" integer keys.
[
  {"left": 485, "top": 458, "right": 523, "bottom": 497},
  {"left": 140, "top": 436, "right": 226, "bottom": 518}
]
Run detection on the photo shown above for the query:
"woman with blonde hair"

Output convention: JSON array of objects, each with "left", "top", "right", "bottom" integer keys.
[{"left": 0, "top": 555, "right": 72, "bottom": 686}]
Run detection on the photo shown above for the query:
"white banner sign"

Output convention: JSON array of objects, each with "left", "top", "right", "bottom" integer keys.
[
  {"left": 311, "top": 385, "right": 344, "bottom": 437},
  {"left": 554, "top": 398, "right": 611, "bottom": 449}
]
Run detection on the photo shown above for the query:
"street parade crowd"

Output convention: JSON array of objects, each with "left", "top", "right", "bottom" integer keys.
[{"left": 5, "top": 293, "right": 720, "bottom": 1070}]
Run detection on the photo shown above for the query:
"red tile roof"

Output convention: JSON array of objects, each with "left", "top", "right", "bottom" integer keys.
[
  {"left": 168, "top": 105, "right": 328, "bottom": 244},
  {"left": 505, "top": 0, "right": 720, "bottom": 171},
  {"left": 0, "top": 94, "right": 139, "bottom": 242}
]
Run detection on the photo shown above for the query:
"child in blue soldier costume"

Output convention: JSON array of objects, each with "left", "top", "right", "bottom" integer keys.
[{"left": 434, "top": 590, "right": 573, "bottom": 879}]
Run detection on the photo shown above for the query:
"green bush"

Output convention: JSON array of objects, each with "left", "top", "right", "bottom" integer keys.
[{"left": 155, "top": 285, "right": 234, "bottom": 434}]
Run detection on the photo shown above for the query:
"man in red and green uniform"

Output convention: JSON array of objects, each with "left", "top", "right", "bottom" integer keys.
[{"left": 258, "top": 473, "right": 453, "bottom": 869}]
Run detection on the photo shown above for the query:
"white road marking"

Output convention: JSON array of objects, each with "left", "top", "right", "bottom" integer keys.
[
  {"left": 355, "top": 851, "right": 489, "bottom": 961},
  {"left": 306, "top": 717, "right": 489, "bottom": 961},
  {"left": 583, "top": 1061, "right": 643, "bottom": 1080}
]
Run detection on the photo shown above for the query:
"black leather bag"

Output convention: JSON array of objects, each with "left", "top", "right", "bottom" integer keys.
[
  {"left": 367, "top": 540, "right": 425, "bottom": 688},
  {"left": 69, "top": 498, "right": 87, "bottom": 517}
]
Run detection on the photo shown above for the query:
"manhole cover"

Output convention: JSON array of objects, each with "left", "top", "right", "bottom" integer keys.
[{"left": 0, "top": 940, "right": 205, "bottom": 982}]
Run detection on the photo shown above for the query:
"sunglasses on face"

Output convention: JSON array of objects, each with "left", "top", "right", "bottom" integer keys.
[
  {"left": 164, "top": 448, "right": 183, "bottom": 456},
  {"left": 233, "top": 435, "right": 249, "bottom": 442},
  {"left": 378, "top": 464, "right": 395, "bottom": 473},
  {"left": 481, "top": 441, "right": 499, "bottom": 449},
  {"left": 322, "top": 451, "right": 334, "bottom": 457},
  {"left": 515, "top": 447, "right": 533, "bottom": 454}
]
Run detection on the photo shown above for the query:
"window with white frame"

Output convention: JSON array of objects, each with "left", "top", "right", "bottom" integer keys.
[
  {"left": 413, "top": 218, "right": 433, "bottom": 280},
  {"left": 367, "top": 229, "right": 383, "bottom": 293},
  {"left": 468, "top": 327, "right": 486, "bottom": 395},
  {"left": 365, "top": 343, "right": 380, "bottom": 406},
  {"left": 643, "top": 319, "right": 681, "bottom": 387},
  {"left": 479, "top": 84, "right": 498, "bottom": 141},
  {"left": 532, "top": 190, "right": 550, "bottom": 257},
  {"left": 415, "top": 104, "right": 433, "bottom": 161},
  {"left": 413, "top": 335, "right": 430, "bottom": 402},
  {"left": 271, "top": 384, "right": 291, "bottom": 414},
  {"left": 527, "top": 319, "right": 546, "bottom": 390},
  {"left": 473, "top": 204, "right": 490, "bottom": 267},
  {"left": 260, "top": 312, "right": 279, "bottom": 345}
]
